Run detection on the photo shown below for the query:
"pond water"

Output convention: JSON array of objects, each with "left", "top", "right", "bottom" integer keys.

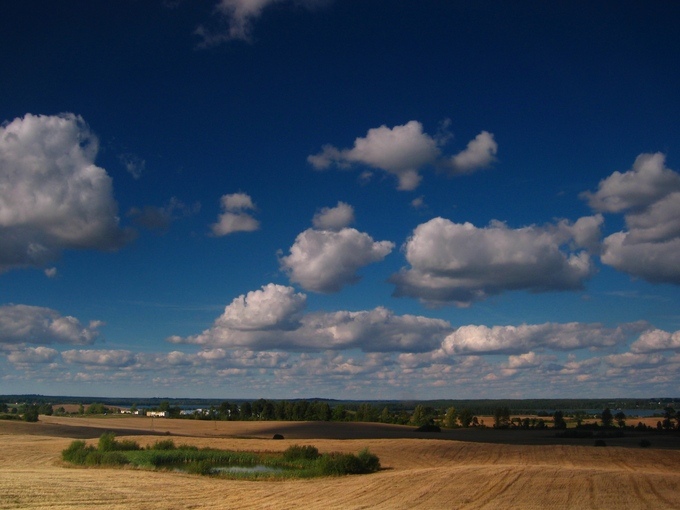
[{"left": 211, "top": 465, "right": 284, "bottom": 474}]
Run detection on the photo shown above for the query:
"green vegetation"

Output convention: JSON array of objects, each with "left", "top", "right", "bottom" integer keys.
[{"left": 62, "top": 433, "right": 380, "bottom": 479}]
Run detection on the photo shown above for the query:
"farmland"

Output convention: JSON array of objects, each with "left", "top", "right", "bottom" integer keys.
[{"left": 1, "top": 416, "right": 678, "bottom": 509}]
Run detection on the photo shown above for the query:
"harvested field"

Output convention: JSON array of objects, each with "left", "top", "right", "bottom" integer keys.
[{"left": 1, "top": 417, "right": 679, "bottom": 509}]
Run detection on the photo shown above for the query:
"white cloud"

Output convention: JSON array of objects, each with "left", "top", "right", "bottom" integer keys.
[
  {"left": 216, "top": 283, "right": 306, "bottom": 331},
  {"left": 44, "top": 267, "right": 57, "bottom": 278},
  {"left": 210, "top": 192, "right": 260, "bottom": 236},
  {"left": 62, "top": 349, "right": 136, "bottom": 367},
  {"left": 308, "top": 121, "right": 496, "bottom": 190},
  {"left": 0, "top": 304, "right": 103, "bottom": 345},
  {"left": 604, "top": 352, "right": 665, "bottom": 368},
  {"left": 280, "top": 227, "right": 394, "bottom": 293},
  {"left": 312, "top": 201, "right": 354, "bottom": 231},
  {"left": 442, "top": 322, "right": 642, "bottom": 355},
  {"left": 196, "top": 0, "right": 331, "bottom": 45},
  {"left": 168, "top": 285, "right": 450, "bottom": 352},
  {"left": 7, "top": 346, "right": 59, "bottom": 364},
  {"left": 0, "top": 113, "right": 133, "bottom": 273},
  {"left": 448, "top": 130, "right": 498, "bottom": 174},
  {"left": 582, "top": 153, "right": 680, "bottom": 213},
  {"left": 630, "top": 328, "right": 680, "bottom": 353},
  {"left": 391, "top": 217, "right": 600, "bottom": 306},
  {"left": 583, "top": 153, "right": 680, "bottom": 284}
]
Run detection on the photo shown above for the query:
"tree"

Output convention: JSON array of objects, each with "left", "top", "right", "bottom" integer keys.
[
  {"left": 239, "top": 402, "right": 252, "bottom": 420},
  {"left": 458, "top": 408, "right": 474, "bottom": 428},
  {"left": 23, "top": 404, "right": 39, "bottom": 422},
  {"left": 444, "top": 407, "right": 458, "bottom": 428},
  {"left": 662, "top": 407, "right": 676, "bottom": 430},
  {"left": 614, "top": 411, "right": 627, "bottom": 428},
  {"left": 331, "top": 404, "right": 346, "bottom": 421},
  {"left": 601, "top": 408, "right": 614, "bottom": 428},
  {"left": 410, "top": 405, "right": 427, "bottom": 427},
  {"left": 493, "top": 407, "right": 511, "bottom": 429},
  {"left": 553, "top": 410, "right": 567, "bottom": 429}
]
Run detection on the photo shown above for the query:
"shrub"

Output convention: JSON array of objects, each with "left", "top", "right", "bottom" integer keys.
[
  {"left": 594, "top": 439, "right": 607, "bottom": 447},
  {"left": 100, "top": 451, "right": 130, "bottom": 466},
  {"left": 98, "top": 432, "right": 119, "bottom": 452},
  {"left": 272, "top": 434, "right": 284, "bottom": 440},
  {"left": 62, "top": 440, "right": 95, "bottom": 464},
  {"left": 117, "top": 439, "right": 141, "bottom": 451},
  {"left": 316, "top": 450, "right": 381, "bottom": 476},
  {"left": 84, "top": 451, "right": 105, "bottom": 466},
  {"left": 357, "top": 448, "right": 381, "bottom": 472},
  {"left": 639, "top": 439, "right": 652, "bottom": 448},
  {"left": 150, "top": 439, "right": 177, "bottom": 450},
  {"left": 283, "top": 445, "right": 319, "bottom": 461}
]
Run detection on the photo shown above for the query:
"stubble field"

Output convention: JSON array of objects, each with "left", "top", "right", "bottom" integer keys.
[{"left": 1, "top": 416, "right": 678, "bottom": 509}]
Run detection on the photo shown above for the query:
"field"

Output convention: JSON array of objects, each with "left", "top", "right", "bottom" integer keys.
[{"left": 1, "top": 416, "right": 679, "bottom": 509}]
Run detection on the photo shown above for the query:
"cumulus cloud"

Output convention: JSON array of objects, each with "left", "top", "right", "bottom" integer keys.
[
  {"left": 0, "top": 304, "right": 103, "bottom": 345},
  {"left": 280, "top": 227, "right": 394, "bottom": 293},
  {"left": 582, "top": 153, "right": 680, "bottom": 213},
  {"left": 0, "top": 113, "right": 133, "bottom": 273},
  {"left": 216, "top": 283, "right": 306, "bottom": 331},
  {"left": 583, "top": 153, "right": 680, "bottom": 284},
  {"left": 308, "top": 121, "right": 497, "bottom": 190},
  {"left": 7, "top": 346, "right": 59, "bottom": 364},
  {"left": 448, "top": 131, "right": 498, "bottom": 175},
  {"left": 196, "top": 0, "right": 331, "bottom": 45},
  {"left": 630, "top": 328, "right": 680, "bottom": 353},
  {"left": 168, "top": 284, "right": 450, "bottom": 352},
  {"left": 62, "top": 349, "right": 136, "bottom": 367},
  {"left": 210, "top": 192, "right": 260, "bottom": 236},
  {"left": 441, "top": 321, "right": 644, "bottom": 355},
  {"left": 312, "top": 201, "right": 354, "bottom": 231},
  {"left": 128, "top": 197, "right": 199, "bottom": 231},
  {"left": 390, "top": 216, "right": 602, "bottom": 306}
]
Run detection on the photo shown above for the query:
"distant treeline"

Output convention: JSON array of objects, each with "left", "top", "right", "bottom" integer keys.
[{"left": 1, "top": 395, "right": 678, "bottom": 416}]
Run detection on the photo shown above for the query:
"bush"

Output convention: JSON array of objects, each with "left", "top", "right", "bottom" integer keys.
[
  {"left": 594, "top": 439, "right": 607, "bottom": 447},
  {"left": 639, "top": 439, "right": 652, "bottom": 448},
  {"left": 272, "top": 434, "right": 284, "bottom": 440},
  {"left": 117, "top": 439, "right": 141, "bottom": 451},
  {"left": 100, "top": 451, "right": 130, "bottom": 466},
  {"left": 316, "top": 450, "right": 381, "bottom": 476},
  {"left": 98, "top": 432, "right": 119, "bottom": 452},
  {"left": 283, "top": 445, "right": 319, "bottom": 461},
  {"left": 84, "top": 451, "right": 104, "bottom": 465},
  {"left": 357, "top": 448, "right": 381, "bottom": 472},
  {"left": 62, "top": 440, "right": 96, "bottom": 464},
  {"left": 150, "top": 439, "right": 176, "bottom": 450}
]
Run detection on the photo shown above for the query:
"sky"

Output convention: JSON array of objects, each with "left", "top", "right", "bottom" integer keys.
[{"left": 1, "top": 0, "right": 680, "bottom": 400}]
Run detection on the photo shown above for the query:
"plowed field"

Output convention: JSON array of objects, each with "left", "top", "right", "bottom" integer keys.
[{"left": 1, "top": 417, "right": 678, "bottom": 509}]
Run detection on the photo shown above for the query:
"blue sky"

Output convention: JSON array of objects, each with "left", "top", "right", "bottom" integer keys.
[{"left": 1, "top": 0, "right": 679, "bottom": 399}]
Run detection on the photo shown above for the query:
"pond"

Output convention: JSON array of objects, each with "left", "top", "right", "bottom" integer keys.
[{"left": 211, "top": 465, "right": 285, "bottom": 474}]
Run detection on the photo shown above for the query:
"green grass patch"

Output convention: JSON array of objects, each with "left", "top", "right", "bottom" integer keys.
[{"left": 61, "top": 434, "right": 380, "bottom": 479}]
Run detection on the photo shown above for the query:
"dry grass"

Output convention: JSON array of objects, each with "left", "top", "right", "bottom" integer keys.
[{"left": 1, "top": 417, "right": 678, "bottom": 509}]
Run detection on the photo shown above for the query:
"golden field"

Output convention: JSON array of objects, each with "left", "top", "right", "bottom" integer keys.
[{"left": 1, "top": 416, "right": 678, "bottom": 509}]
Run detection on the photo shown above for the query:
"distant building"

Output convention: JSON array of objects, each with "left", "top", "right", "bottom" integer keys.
[{"left": 146, "top": 411, "right": 169, "bottom": 418}]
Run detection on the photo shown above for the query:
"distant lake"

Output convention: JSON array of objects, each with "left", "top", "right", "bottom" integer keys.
[{"left": 554, "top": 409, "right": 666, "bottom": 417}]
